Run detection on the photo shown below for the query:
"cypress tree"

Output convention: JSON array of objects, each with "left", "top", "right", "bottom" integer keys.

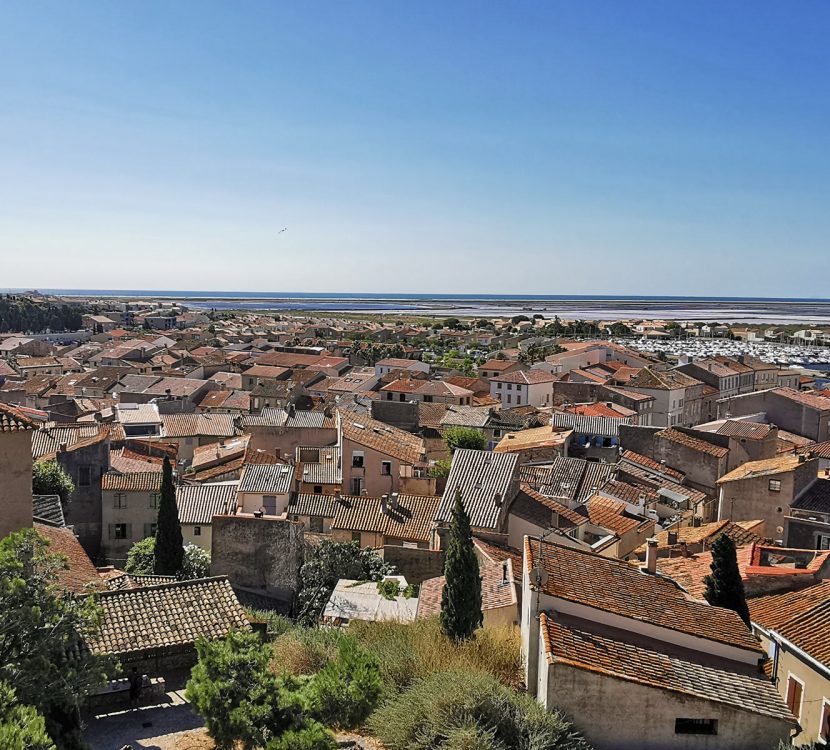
[
  {"left": 154, "top": 456, "right": 184, "bottom": 576},
  {"left": 440, "top": 489, "right": 482, "bottom": 642},
  {"left": 703, "top": 533, "right": 751, "bottom": 626}
]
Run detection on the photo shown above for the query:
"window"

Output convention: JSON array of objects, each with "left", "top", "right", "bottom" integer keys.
[
  {"left": 515, "top": 395, "right": 521, "bottom": 405},
  {"left": 313, "top": 485, "right": 323, "bottom": 494},
  {"left": 496, "top": 382, "right": 502, "bottom": 390},
  {"left": 193, "top": 526, "right": 202, "bottom": 536},
  {"left": 507, "top": 395, "right": 512, "bottom": 404},
  {"left": 820, "top": 699, "right": 830, "bottom": 743},
  {"left": 351, "top": 477, "right": 363, "bottom": 495},
  {"left": 78, "top": 466, "right": 91, "bottom": 487},
  {"left": 113, "top": 493, "right": 127, "bottom": 509},
  {"left": 769, "top": 479, "right": 782, "bottom": 492},
  {"left": 507, "top": 384, "right": 513, "bottom": 390},
  {"left": 352, "top": 451, "right": 364, "bottom": 468},
  {"left": 149, "top": 492, "right": 161, "bottom": 509},
  {"left": 818, "top": 534, "right": 830, "bottom": 551},
  {"left": 786, "top": 675, "right": 804, "bottom": 720},
  {"left": 263, "top": 495, "right": 277, "bottom": 515},
  {"left": 381, "top": 461, "right": 392, "bottom": 476},
  {"left": 143, "top": 523, "right": 157, "bottom": 538},
  {"left": 423, "top": 394, "right": 433, "bottom": 402},
  {"left": 110, "top": 523, "right": 130, "bottom": 540},
  {"left": 674, "top": 719, "right": 717, "bottom": 736}
]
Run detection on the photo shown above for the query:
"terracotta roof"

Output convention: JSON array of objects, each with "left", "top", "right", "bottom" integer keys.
[
  {"left": 626, "top": 368, "right": 702, "bottom": 391},
  {"left": 436, "top": 449, "right": 517, "bottom": 530},
  {"left": 110, "top": 447, "right": 165, "bottom": 474},
  {"left": 636, "top": 520, "right": 763, "bottom": 555},
  {"left": 85, "top": 577, "right": 249, "bottom": 658},
  {"left": 417, "top": 560, "right": 516, "bottom": 619},
  {"left": 519, "top": 484, "right": 586, "bottom": 527},
  {"left": 620, "top": 450, "right": 684, "bottom": 482},
  {"left": 800, "top": 440, "right": 830, "bottom": 460},
  {"left": 657, "top": 428, "right": 729, "bottom": 458},
  {"left": 525, "top": 537, "right": 762, "bottom": 653},
  {"left": 338, "top": 408, "right": 425, "bottom": 465},
  {"left": 717, "top": 454, "right": 804, "bottom": 484},
  {"left": 102, "top": 472, "right": 163, "bottom": 492},
  {"left": 35, "top": 522, "right": 103, "bottom": 594},
  {"left": 716, "top": 420, "right": 774, "bottom": 440},
  {"left": 177, "top": 482, "right": 239, "bottom": 524},
  {"left": 490, "top": 369, "right": 556, "bottom": 385},
  {"left": 585, "top": 495, "right": 654, "bottom": 536},
  {"left": 749, "top": 580, "right": 830, "bottom": 633},
  {"left": 289, "top": 493, "right": 342, "bottom": 518},
  {"left": 493, "top": 425, "right": 569, "bottom": 453},
  {"left": 773, "top": 387, "right": 830, "bottom": 412},
  {"left": 474, "top": 537, "right": 523, "bottom": 582},
  {"left": 161, "top": 413, "right": 237, "bottom": 438},
  {"left": 331, "top": 493, "right": 441, "bottom": 543},
  {"left": 541, "top": 614, "right": 793, "bottom": 721},
  {"left": 0, "top": 403, "right": 35, "bottom": 432}
]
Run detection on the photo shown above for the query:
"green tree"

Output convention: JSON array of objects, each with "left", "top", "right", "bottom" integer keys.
[
  {"left": 304, "top": 638, "right": 382, "bottom": 729},
  {"left": 154, "top": 457, "right": 183, "bottom": 576},
  {"left": 125, "top": 536, "right": 156, "bottom": 574},
  {"left": 0, "top": 682, "right": 55, "bottom": 750},
  {"left": 32, "top": 461, "right": 75, "bottom": 505},
  {"left": 297, "top": 540, "right": 393, "bottom": 624},
  {"left": 444, "top": 426, "right": 487, "bottom": 454},
  {"left": 0, "top": 529, "right": 112, "bottom": 749},
  {"left": 427, "top": 458, "right": 452, "bottom": 479},
  {"left": 186, "top": 629, "right": 334, "bottom": 750},
  {"left": 128, "top": 538, "right": 210, "bottom": 579},
  {"left": 703, "top": 534, "right": 751, "bottom": 626},
  {"left": 440, "top": 490, "right": 482, "bottom": 642}
]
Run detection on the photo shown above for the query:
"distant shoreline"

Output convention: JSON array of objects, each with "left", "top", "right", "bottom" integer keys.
[{"left": 4, "top": 289, "right": 830, "bottom": 324}]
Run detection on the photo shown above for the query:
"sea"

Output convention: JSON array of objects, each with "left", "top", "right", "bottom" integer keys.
[{"left": 5, "top": 290, "right": 830, "bottom": 324}]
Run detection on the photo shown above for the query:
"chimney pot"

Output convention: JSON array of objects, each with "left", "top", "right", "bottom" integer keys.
[{"left": 644, "top": 538, "right": 658, "bottom": 574}]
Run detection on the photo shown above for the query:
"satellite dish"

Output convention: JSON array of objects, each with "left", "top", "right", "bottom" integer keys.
[
  {"left": 531, "top": 565, "right": 549, "bottom": 589},
  {"left": 776, "top": 526, "right": 784, "bottom": 535}
]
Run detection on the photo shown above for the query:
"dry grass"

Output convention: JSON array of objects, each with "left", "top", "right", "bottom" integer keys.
[{"left": 349, "top": 617, "right": 522, "bottom": 693}]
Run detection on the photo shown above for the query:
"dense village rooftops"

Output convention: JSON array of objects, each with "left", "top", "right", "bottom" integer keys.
[
  {"left": 717, "top": 454, "right": 806, "bottom": 484},
  {"left": 657, "top": 428, "right": 729, "bottom": 458},
  {"left": 436, "top": 449, "right": 518, "bottom": 530},
  {"left": 518, "top": 456, "right": 615, "bottom": 503},
  {"left": 585, "top": 495, "right": 654, "bottom": 536},
  {"left": 525, "top": 536, "right": 763, "bottom": 653},
  {"left": 375, "top": 357, "right": 423, "bottom": 368},
  {"left": 540, "top": 613, "right": 793, "bottom": 722},
  {"left": 84, "top": 577, "right": 250, "bottom": 658},
  {"left": 338, "top": 408, "right": 425, "bottom": 465},
  {"left": 0, "top": 403, "right": 36, "bottom": 432},
  {"left": 176, "top": 482, "right": 239, "bottom": 524},
  {"left": 480, "top": 359, "right": 522, "bottom": 372}
]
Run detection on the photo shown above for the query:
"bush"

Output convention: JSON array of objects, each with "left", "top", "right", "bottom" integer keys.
[
  {"left": 245, "top": 610, "right": 294, "bottom": 638},
  {"left": 444, "top": 426, "right": 487, "bottom": 453},
  {"left": 270, "top": 626, "right": 347, "bottom": 676},
  {"left": 368, "top": 670, "right": 590, "bottom": 750},
  {"left": 32, "top": 461, "right": 75, "bottom": 505},
  {"left": 179, "top": 544, "right": 211, "bottom": 579},
  {"left": 304, "top": 638, "right": 382, "bottom": 729},
  {"left": 348, "top": 618, "right": 522, "bottom": 694},
  {"left": 125, "top": 536, "right": 155, "bottom": 574}
]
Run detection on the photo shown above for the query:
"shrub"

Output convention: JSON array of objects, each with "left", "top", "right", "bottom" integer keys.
[
  {"left": 270, "top": 626, "right": 347, "bottom": 676},
  {"left": 125, "top": 536, "right": 155, "bottom": 575},
  {"left": 368, "top": 670, "right": 590, "bottom": 750},
  {"left": 349, "top": 618, "right": 522, "bottom": 694},
  {"left": 245, "top": 610, "right": 294, "bottom": 638},
  {"left": 304, "top": 638, "right": 382, "bottom": 729},
  {"left": 443, "top": 426, "right": 487, "bottom": 453},
  {"left": 32, "top": 461, "right": 75, "bottom": 505}
]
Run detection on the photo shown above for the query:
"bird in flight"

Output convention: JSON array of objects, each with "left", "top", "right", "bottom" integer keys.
[{"left": 278, "top": 227, "right": 287, "bottom": 234}]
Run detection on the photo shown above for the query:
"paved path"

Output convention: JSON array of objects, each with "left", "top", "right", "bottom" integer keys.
[{"left": 84, "top": 688, "right": 206, "bottom": 750}]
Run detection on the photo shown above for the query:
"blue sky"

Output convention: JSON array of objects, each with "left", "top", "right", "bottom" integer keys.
[{"left": 1, "top": 2, "right": 827, "bottom": 296}]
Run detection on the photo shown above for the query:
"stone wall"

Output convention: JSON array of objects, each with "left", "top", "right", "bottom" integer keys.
[
  {"left": 381, "top": 545, "right": 445, "bottom": 584},
  {"left": 211, "top": 515, "right": 304, "bottom": 606}
]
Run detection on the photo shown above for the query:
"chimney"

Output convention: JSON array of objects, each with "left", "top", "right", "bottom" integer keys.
[
  {"left": 680, "top": 541, "right": 690, "bottom": 558},
  {"left": 667, "top": 530, "right": 678, "bottom": 545},
  {"left": 59, "top": 442, "right": 68, "bottom": 453},
  {"left": 390, "top": 492, "right": 399, "bottom": 509},
  {"left": 644, "top": 538, "right": 658, "bottom": 574},
  {"left": 502, "top": 560, "right": 510, "bottom": 585},
  {"left": 380, "top": 494, "right": 389, "bottom": 514},
  {"left": 798, "top": 454, "right": 807, "bottom": 463},
  {"left": 494, "top": 492, "right": 503, "bottom": 507}
]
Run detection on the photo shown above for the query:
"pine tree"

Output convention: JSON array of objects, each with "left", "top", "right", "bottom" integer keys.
[
  {"left": 154, "top": 456, "right": 184, "bottom": 576},
  {"left": 703, "top": 534, "right": 751, "bottom": 626},
  {"left": 440, "top": 489, "right": 482, "bottom": 642}
]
